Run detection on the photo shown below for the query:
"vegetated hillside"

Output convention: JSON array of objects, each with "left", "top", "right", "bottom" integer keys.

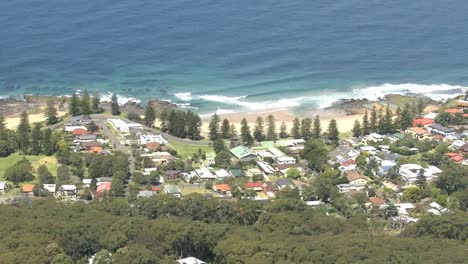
[{"left": 0, "top": 196, "right": 466, "bottom": 264}]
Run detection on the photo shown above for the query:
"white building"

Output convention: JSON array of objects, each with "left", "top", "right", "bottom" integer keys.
[
  {"left": 195, "top": 167, "right": 216, "bottom": 180},
  {"left": 108, "top": 118, "right": 143, "bottom": 134},
  {"left": 43, "top": 184, "right": 56, "bottom": 193},
  {"left": 139, "top": 134, "right": 168, "bottom": 145},
  {"left": 360, "top": 146, "right": 377, "bottom": 155},
  {"left": 398, "top": 164, "right": 441, "bottom": 184}
]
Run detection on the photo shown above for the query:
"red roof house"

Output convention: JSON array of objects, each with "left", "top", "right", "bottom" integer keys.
[
  {"left": 412, "top": 118, "right": 434, "bottom": 127},
  {"left": 244, "top": 182, "right": 263, "bottom": 191},
  {"left": 72, "top": 128, "right": 90, "bottom": 136},
  {"left": 96, "top": 182, "right": 112, "bottom": 197},
  {"left": 369, "top": 197, "right": 386, "bottom": 206},
  {"left": 445, "top": 153, "right": 464, "bottom": 163},
  {"left": 445, "top": 108, "right": 463, "bottom": 114}
]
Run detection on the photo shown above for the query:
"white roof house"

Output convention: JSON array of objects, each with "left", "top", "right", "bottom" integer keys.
[
  {"left": 64, "top": 125, "right": 87, "bottom": 132},
  {"left": 195, "top": 167, "right": 216, "bottom": 180},
  {"left": 177, "top": 257, "right": 206, "bottom": 264},
  {"left": 108, "top": 118, "right": 143, "bottom": 133},
  {"left": 424, "top": 112, "right": 438, "bottom": 119},
  {"left": 360, "top": 146, "right": 377, "bottom": 155},
  {"left": 214, "top": 169, "right": 231, "bottom": 179},
  {"left": 256, "top": 161, "right": 275, "bottom": 175},
  {"left": 139, "top": 134, "right": 168, "bottom": 145},
  {"left": 277, "top": 156, "right": 296, "bottom": 164},
  {"left": 0, "top": 181, "right": 8, "bottom": 192},
  {"left": 43, "top": 184, "right": 56, "bottom": 193}
]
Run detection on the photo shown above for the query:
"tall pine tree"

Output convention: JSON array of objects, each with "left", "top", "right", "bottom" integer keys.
[
  {"left": 45, "top": 98, "right": 58, "bottom": 125},
  {"left": 144, "top": 105, "right": 156, "bottom": 127},
  {"left": 362, "top": 110, "right": 370, "bottom": 136},
  {"left": 253, "top": 117, "right": 265, "bottom": 142},
  {"left": 92, "top": 91, "right": 101, "bottom": 113},
  {"left": 279, "top": 122, "right": 288, "bottom": 138},
  {"left": 312, "top": 115, "right": 321, "bottom": 138},
  {"left": 291, "top": 117, "right": 301, "bottom": 139},
  {"left": 266, "top": 115, "right": 276, "bottom": 141},
  {"left": 69, "top": 93, "right": 81, "bottom": 117},
  {"left": 221, "top": 119, "right": 231, "bottom": 139},
  {"left": 301, "top": 118, "right": 312, "bottom": 139},
  {"left": 80, "top": 90, "right": 92, "bottom": 115},
  {"left": 208, "top": 114, "right": 221, "bottom": 141},
  {"left": 370, "top": 106, "right": 377, "bottom": 132},
  {"left": 111, "top": 93, "right": 120, "bottom": 116},
  {"left": 327, "top": 119, "right": 339, "bottom": 145},
  {"left": 16, "top": 111, "right": 30, "bottom": 153},
  {"left": 240, "top": 118, "right": 254, "bottom": 146},
  {"left": 352, "top": 120, "right": 362, "bottom": 138}
]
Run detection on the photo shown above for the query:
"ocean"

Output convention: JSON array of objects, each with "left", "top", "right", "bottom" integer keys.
[{"left": 1, "top": 0, "right": 468, "bottom": 114}]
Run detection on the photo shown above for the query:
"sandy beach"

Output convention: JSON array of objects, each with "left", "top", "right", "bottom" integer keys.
[
  {"left": 201, "top": 109, "right": 362, "bottom": 136},
  {"left": 5, "top": 110, "right": 67, "bottom": 129}
]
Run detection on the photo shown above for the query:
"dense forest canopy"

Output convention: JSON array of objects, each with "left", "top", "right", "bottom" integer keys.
[{"left": 0, "top": 195, "right": 466, "bottom": 264}]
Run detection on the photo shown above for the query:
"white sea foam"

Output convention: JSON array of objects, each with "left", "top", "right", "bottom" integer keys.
[
  {"left": 193, "top": 83, "right": 467, "bottom": 115},
  {"left": 100, "top": 92, "right": 141, "bottom": 106},
  {"left": 174, "top": 92, "right": 193, "bottom": 101}
]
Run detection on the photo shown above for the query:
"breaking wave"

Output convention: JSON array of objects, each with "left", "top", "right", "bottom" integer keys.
[{"left": 173, "top": 83, "right": 467, "bottom": 114}]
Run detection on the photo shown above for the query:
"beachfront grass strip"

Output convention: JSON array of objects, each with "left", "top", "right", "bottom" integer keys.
[{"left": 168, "top": 140, "right": 213, "bottom": 160}]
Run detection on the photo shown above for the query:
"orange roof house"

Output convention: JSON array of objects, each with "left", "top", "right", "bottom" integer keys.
[
  {"left": 445, "top": 108, "right": 463, "bottom": 114},
  {"left": 72, "top": 128, "right": 90, "bottom": 136},
  {"left": 214, "top": 184, "right": 231, "bottom": 193},
  {"left": 412, "top": 118, "right": 434, "bottom": 127},
  {"left": 445, "top": 153, "right": 464, "bottom": 163},
  {"left": 22, "top": 184, "right": 35, "bottom": 193},
  {"left": 88, "top": 146, "right": 103, "bottom": 154},
  {"left": 369, "top": 197, "right": 386, "bottom": 206}
]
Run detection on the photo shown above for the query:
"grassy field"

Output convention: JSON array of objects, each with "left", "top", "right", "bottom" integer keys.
[
  {"left": 168, "top": 140, "right": 213, "bottom": 159},
  {"left": 0, "top": 153, "right": 59, "bottom": 182}
]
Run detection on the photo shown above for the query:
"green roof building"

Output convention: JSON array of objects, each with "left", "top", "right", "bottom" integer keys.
[{"left": 229, "top": 145, "right": 257, "bottom": 162}]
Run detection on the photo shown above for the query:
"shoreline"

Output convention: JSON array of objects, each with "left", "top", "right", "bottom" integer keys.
[{"left": 0, "top": 92, "right": 453, "bottom": 132}]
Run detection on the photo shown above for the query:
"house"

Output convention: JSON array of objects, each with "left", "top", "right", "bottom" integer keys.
[
  {"left": 424, "top": 112, "right": 437, "bottom": 119},
  {"left": 22, "top": 184, "right": 35, "bottom": 195},
  {"left": 95, "top": 182, "right": 112, "bottom": 197},
  {"left": 145, "top": 142, "right": 160, "bottom": 151},
  {"left": 445, "top": 108, "right": 463, "bottom": 114},
  {"left": 58, "top": 185, "right": 77, "bottom": 196},
  {"left": 348, "top": 149, "right": 360, "bottom": 160},
  {"left": 369, "top": 197, "right": 386, "bottom": 207},
  {"left": 75, "top": 134, "right": 98, "bottom": 142},
  {"left": 274, "top": 163, "right": 303, "bottom": 176},
  {"left": 337, "top": 183, "right": 365, "bottom": 193},
  {"left": 214, "top": 169, "right": 231, "bottom": 179},
  {"left": 450, "top": 140, "right": 467, "bottom": 150},
  {"left": 139, "top": 134, "right": 167, "bottom": 145},
  {"left": 83, "top": 179, "right": 93, "bottom": 188},
  {"left": 446, "top": 153, "right": 464, "bottom": 163},
  {"left": 195, "top": 167, "right": 216, "bottom": 181},
  {"left": 108, "top": 118, "right": 143, "bottom": 134},
  {"left": 378, "top": 159, "right": 397, "bottom": 175},
  {"left": 344, "top": 171, "right": 369, "bottom": 185},
  {"left": 460, "top": 143, "right": 468, "bottom": 153},
  {"left": 405, "top": 127, "right": 429, "bottom": 140},
  {"left": 360, "top": 146, "right": 377, "bottom": 155},
  {"left": 395, "top": 203, "right": 415, "bottom": 215},
  {"left": 229, "top": 146, "right": 257, "bottom": 162},
  {"left": 244, "top": 182, "right": 263, "bottom": 191},
  {"left": 72, "top": 128, "right": 90, "bottom": 136},
  {"left": 64, "top": 125, "right": 87, "bottom": 132},
  {"left": 368, "top": 133, "right": 384, "bottom": 142},
  {"left": 213, "top": 184, "right": 231, "bottom": 195},
  {"left": 204, "top": 152, "right": 216, "bottom": 166},
  {"left": 164, "top": 184, "right": 181, "bottom": 197},
  {"left": 163, "top": 170, "right": 181, "bottom": 181},
  {"left": 427, "top": 124, "right": 455, "bottom": 137},
  {"left": 0, "top": 181, "right": 8, "bottom": 193},
  {"left": 177, "top": 257, "right": 206, "bottom": 264},
  {"left": 229, "top": 169, "right": 243, "bottom": 178},
  {"left": 343, "top": 138, "right": 359, "bottom": 147},
  {"left": 339, "top": 159, "right": 357, "bottom": 172},
  {"left": 398, "top": 164, "right": 424, "bottom": 184},
  {"left": 137, "top": 189, "right": 156, "bottom": 198},
  {"left": 276, "top": 178, "right": 294, "bottom": 190},
  {"left": 43, "top": 184, "right": 56, "bottom": 193},
  {"left": 413, "top": 118, "right": 434, "bottom": 127},
  {"left": 256, "top": 161, "right": 275, "bottom": 175}
]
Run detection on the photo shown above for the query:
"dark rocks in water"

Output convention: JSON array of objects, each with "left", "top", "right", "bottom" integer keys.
[{"left": 147, "top": 99, "right": 178, "bottom": 115}]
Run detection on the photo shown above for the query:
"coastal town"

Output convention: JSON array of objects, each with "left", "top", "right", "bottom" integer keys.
[{"left": 0, "top": 91, "right": 467, "bottom": 263}]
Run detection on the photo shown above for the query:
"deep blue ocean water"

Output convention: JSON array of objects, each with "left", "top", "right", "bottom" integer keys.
[{"left": 1, "top": 0, "right": 468, "bottom": 114}]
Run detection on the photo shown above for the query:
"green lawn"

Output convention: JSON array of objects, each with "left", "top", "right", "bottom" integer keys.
[
  {"left": 168, "top": 140, "right": 213, "bottom": 159},
  {"left": 0, "top": 153, "right": 59, "bottom": 182}
]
